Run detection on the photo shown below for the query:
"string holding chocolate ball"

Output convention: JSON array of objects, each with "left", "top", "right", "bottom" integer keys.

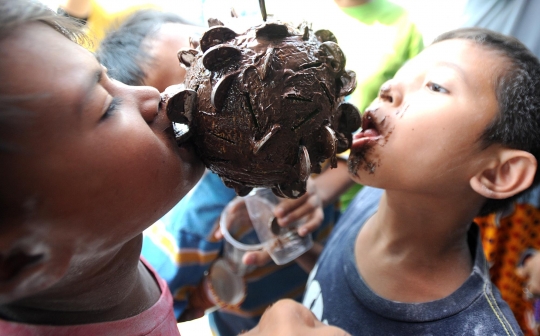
[{"left": 259, "top": 0, "right": 267, "bottom": 22}]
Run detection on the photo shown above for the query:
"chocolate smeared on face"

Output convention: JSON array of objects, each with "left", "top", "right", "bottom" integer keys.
[{"left": 167, "top": 21, "right": 360, "bottom": 198}]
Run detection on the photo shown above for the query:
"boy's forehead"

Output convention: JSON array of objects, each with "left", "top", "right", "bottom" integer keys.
[
  {"left": 422, "top": 39, "right": 500, "bottom": 67},
  {"left": 1, "top": 24, "right": 100, "bottom": 99},
  {"left": 398, "top": 39, "right": 501, "bottom": 79}
]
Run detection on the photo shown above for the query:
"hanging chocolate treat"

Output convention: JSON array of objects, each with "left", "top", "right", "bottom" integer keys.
[{"left": 167, "top": 20, "right": 360, "bottom": 198}]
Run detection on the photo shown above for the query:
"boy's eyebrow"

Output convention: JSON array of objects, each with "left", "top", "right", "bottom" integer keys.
[
  {"left": 78, "top": 69, "right": 103, "bottom": 115},
  {"left": 438, "top": 61, "right": 469, "bottom": 86}
]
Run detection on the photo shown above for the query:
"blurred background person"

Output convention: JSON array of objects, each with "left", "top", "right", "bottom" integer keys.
[
  {"left": 96, "top": 9, "right": 201, "bottom": 92},
  {"left": 56, "top": 0, "right": 203, "bottom": 50}
]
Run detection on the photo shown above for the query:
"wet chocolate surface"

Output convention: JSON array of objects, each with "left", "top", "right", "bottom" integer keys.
[{"left": 167, "top": 21, "right": 360, "bottom": 198}]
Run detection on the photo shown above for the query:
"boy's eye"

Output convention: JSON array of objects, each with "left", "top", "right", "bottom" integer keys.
[
  {"left": 101, "top": 97, "right": 122, "bottom": 121},
  {"left": 426, "top": 82, "right": 448, "bottom": 94}
]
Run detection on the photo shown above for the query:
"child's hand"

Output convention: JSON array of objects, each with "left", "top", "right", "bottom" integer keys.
[
  {"left": 240, "top": 299, "right": 351, "bottom": 336},
  {"left": 242, "top": 178, "right": 324, "bottom": 267},
  {"left": 178, "top": 276, "right": 217, "bottom": 322},
  {"left": 213, "top": 178, "right": 324, "bottom": 267},
  {"left": 516, "top": 250, "right": 540, "bottom": 299},
  {"left": 274, "top": 178, "right": 324, "bottom": 237}
]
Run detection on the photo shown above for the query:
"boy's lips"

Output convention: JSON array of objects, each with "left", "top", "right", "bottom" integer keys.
[{"left": 351, "top": 111, "right": 382, "bottom": 150}]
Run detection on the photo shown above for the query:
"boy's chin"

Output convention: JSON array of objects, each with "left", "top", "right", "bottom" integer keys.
[{"left": 347, "top": 153, "right": 379, "bottom": 180}]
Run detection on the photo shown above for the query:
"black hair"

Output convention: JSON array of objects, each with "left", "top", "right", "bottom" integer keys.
[
  {"left": 96, "top": 9, "right": 191, "bottom": 86},
  {"left": 434, "top": 28, "right": 540, "bottom": 216}
]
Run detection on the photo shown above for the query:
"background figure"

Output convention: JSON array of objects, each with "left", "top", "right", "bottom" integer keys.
[
  {"left": 58, "top": 0, "right": 202, "bottom": 50},
  {"left": 143, "top": 172, "right": 337, "bottom": 335},
  {"left": 96, "top": 9, "right": 201, "bottom": 92},
  {"left": 97, "top": 9, "right": 339, "bottom": 335},
  {"left": 462, "top": 1, "right": 540, "bottom": 334}
]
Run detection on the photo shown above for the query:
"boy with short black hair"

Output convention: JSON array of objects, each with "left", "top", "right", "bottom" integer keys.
[
  {"left": 0, "top": 1, "right": 204, "bottom": 334},
  {"left": 303, "top": 27, "right": 540, "bottom": 335}
]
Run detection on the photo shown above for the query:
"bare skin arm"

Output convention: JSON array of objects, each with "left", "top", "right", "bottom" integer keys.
[
  {"left": 294, "top": 242, "right": 324, "bottom": 273},
  {"left": 241, "top": 299, "right": 351, "bottom": 336},
  {"left": 273, "top": 159, "right": 354, "bottom": 231}
]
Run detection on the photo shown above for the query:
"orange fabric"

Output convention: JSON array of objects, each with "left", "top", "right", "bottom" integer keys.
[{"left": 475, "top": 203, "right": 540, "bottom": 336}]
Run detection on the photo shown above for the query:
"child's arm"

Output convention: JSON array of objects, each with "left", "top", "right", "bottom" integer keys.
[
  {"left": 274, "top": 161, "right": 354, "bottom": 234},
  {"left": 240, "top": 299, "right": 351, "bottom": 336},
  {"left": 177, "top": 279, "right": 216, "bottom": 322},
  {"left": 293, "top": 242, "right": 324, "bottom": 273},
  {"left": 238, "top": 165, "right": 354, "bottom": 271},
  {"left": 301, "top": 159, "right": 355, "bottom": 209}
]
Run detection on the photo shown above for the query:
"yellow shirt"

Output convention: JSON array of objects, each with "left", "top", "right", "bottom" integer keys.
[{"left": 85, "top": 0, "right": 162, "bottom": 50}]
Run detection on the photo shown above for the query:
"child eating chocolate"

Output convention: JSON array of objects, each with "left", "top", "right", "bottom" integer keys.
[
  {"left": 302, "top": 27, "right": 540, "bottom": 335},
  {"left": 0, "top": 1, "right": 204, "bottom": 334}
]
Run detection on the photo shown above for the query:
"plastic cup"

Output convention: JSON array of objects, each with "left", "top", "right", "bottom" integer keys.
[
  {"left": 219, "top": 197, "right": 264, "bottom": 274},
  {"left": 202, "top": 259, "right": 245, "bottom": 310},
  {"left": 220, "top": 188, "right": 313, "bottom": 265}
]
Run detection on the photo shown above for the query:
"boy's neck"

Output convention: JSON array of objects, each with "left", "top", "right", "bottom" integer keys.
[
  {"left": 0, "top": 234, "right": 161, "bottom": 325},
  {"left": 355, "top": 190, "right": 482, "bottom": 303}
]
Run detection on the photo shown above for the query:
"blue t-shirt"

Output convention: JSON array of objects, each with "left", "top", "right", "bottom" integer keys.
[{"left": 303, "top": 186, "right": 522, "bottom": 335}]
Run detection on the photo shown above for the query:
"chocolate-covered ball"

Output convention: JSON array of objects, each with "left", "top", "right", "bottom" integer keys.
[{"left": 167, "top": 21, "right": 360, "bottom": 198}]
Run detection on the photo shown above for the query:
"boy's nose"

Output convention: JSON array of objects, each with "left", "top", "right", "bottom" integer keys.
[
  {"left": 135, "top": 86, "right": 161, "bottom": 123},
  {"left": 379, "top": 81, "right": 402, "bottom": 107}
]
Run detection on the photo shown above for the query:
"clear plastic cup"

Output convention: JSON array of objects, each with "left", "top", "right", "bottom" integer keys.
[
  {"left": 220, "top": 188, "right": 313, "bottom": 265},
  {"left": 202, "top": 259, "right": 245, "bottom": 310}
]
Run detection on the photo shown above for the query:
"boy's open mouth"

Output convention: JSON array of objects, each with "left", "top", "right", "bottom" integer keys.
[{"left": 351, "top": 110, "right": 382, "bottom": 150}]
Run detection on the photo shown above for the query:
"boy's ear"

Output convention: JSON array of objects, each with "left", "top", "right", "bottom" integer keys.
[{"left": 470, "top": 149, "right": 537, "bottom": 199}]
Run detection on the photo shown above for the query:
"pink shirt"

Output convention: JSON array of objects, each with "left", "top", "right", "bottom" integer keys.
[{"left": 0, "top": 259, "right": 180, "bottom": 336}]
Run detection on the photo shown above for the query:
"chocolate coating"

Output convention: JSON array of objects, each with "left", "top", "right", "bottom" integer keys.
[{"left": 167, "top": 21, "right": 360, "bottom": 198}]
